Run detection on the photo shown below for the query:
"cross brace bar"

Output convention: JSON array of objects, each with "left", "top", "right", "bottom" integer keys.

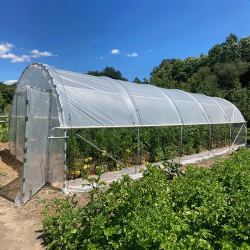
[{"left": 69, "top": 130, "right": 134, "bottom": 173}]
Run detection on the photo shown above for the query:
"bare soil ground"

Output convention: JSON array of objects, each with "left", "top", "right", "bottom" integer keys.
[{"left": 0, "top": 142, "right": 232, "bottom": 249}]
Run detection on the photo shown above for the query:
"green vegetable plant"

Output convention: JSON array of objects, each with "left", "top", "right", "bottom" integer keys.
[
  {"left": 42, "top": 147, "right": 250, "bottom": 249},
  {"left": 158, "top": 160, "right": 185, "bottom": 180},
  {"left": 81, "top": 168, "right": 107, "bottom": 202}
]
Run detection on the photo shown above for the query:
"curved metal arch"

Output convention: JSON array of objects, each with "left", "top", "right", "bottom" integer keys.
[
  {"left": 206, "top": 96, "right": 231, "bottom": 123},
  {"left": 100, "top": 77, "right": 139, "bottom": 126},
  {"left": 151, "top": 86, "right": 184, "bottom": 125},
  {"left": 175, "top": 89, "right": 212, "bottom": 124}
]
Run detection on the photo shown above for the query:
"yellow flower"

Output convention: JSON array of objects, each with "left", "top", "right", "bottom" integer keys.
[
  {"left": 126, "top": 149, "right": 131, "bottom": 154},
  {"left": 82, "top": 164, "right": 88, "bottom": 170},
  {"left": 88, "top": 157, "right": 93, "bottom": 161},
  {"left": 75, "top": 170, "right": 80, "bottom": 177}
]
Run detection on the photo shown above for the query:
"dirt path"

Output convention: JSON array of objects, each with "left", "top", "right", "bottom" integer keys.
[
  {"left": 0, "top": 196, "right": 45, "bottom": 250},
  {"left": 0, "top": 142, "right": 235, "bottom": 249},
  {"left": 0, "top": 143, "right": 45, "bottom": 249}
]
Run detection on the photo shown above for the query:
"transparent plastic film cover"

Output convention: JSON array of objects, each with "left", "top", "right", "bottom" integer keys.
[
  {"left": 9, "top": 93, "right": 17, "bottom": 155},
  {"left": 212, "top": 97, "right": 245, "bottom": 123},
  {"left": 162, "top": 89, "right": 209, "bottom": 125},
  {"left": 48, "top": 92, "right": 64, "bottom": 188},
  {"left": 232, "top": 123, "right": 246, "bottom": 146},
  {"left": 48, "top": 69, "right": 135, "bottom": 127},
  {"left": 16, "top": 64, "right": 52, "bottom": 93},
  {"left": 190, "top": 93, "right": 230, "bottom": 124},
  {"left": 118, "top": 82, "right": 182, "bottom": 126}
]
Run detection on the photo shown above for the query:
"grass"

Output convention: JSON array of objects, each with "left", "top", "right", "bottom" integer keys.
[
  {"left": 212, "top": 155, "right": 223, "bottom": 161},
  {"left": 37, "top": 199, "right": 47, "bottom": 204},
  {"left": 0, "top": 171, "right": 7, "bottom": 189},
  {"left": 0, "top": 212, "right": 6, "bottom": 215},
  {"left": 0, "top": 172, "right": 7, "bottom": 176}
]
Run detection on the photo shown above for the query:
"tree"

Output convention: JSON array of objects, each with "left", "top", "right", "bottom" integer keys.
[
  {"left": 0, "top": 81, "right": 16, "bottom": 112},
  {"left": 133, "top": 77, "right": 142, "bottom": 83},
  {"left": 188, "top": 66, "right": 221, "bottom": 96},
  {"left": 213, "top": 62, "right": 250, "bottom": 90},
  {"left": 225, "top": 87, "right": 250, "bottom": 124},
  {"left": 208, "top": 34, "right": 242, "bottom": 65},
  {"left": 87, "top": 66, "right": 128, "bottom": 81},
  {"left": 239, "top": 36, "right": 250, "bottom": 63}
]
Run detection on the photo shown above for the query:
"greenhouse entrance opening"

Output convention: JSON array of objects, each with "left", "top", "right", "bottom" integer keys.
[{"left": 9, "top": 63, "right": 247, "bottom": 205}]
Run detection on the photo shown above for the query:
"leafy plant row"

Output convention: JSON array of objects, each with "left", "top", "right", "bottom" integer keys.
[
  {"left": 66, "top": 123, "right": 243, "bottom": 178},
  {"left": 43, "top": 146, "right": 250, "bottom": 249},
  {"left": 0, "top": 118, "right": 9, "bottom": 143}
]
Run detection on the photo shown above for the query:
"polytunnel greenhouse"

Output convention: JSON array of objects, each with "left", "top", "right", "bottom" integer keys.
[{"left": 9, "top": 63, "right": 247, "bottom": 205}]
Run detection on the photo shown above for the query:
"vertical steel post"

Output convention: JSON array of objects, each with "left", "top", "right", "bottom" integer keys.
[
  {"left": 136, "top": 127, "right": 140, "bottom": 174},
  {"left": 46, "top": 91, "right": 52, "bottom": 183},
  {"left": 63, "top": 129, "right": 67, "bottom": 188},
  {"left": 230, "top": 124, "right": 232, "bottom": 148},
  {"left": 209, "top": 125, "right": 212, "bottom": 152},
  {"left": 180, "top": 126, "right": 183, "bottom": 158},
  {"left": 20, "top": 89, "right": 29, "bottom": 205},
  {"left": 229, "top": 124, "right": 231, "bottom": 150}
]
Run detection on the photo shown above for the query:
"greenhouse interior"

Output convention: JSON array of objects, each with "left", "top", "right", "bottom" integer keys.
[{"left": 9, "top": 63, "right": 247, "bottom": 205}]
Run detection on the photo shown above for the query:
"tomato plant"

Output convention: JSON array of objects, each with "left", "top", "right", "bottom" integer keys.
[{"left": 66, "top": 124, "right": 236, "bottom": 178}]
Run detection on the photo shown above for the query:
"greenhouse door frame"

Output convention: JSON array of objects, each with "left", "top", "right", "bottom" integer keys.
[{"left": 17, "top": 86, "right": 51, "bottom": 205}]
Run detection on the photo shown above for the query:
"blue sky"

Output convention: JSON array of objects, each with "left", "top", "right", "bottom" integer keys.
[{"left": 1, "top": 0, "right": 250, "bottom": 84}]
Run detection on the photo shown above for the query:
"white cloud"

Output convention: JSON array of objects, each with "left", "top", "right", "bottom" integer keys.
[
  {"left": 30, "top": 49, "right": 55, "bottom": 58},
  {"left": 11, "top": 55, "right": 31, "bottom": 63},
  {"left": 0, "top": 42, "right": 57, "bottom": 63},
  {"left": 147, "top": 49, "right": 153, "bottom": 52},
  {"left": 111, "top": 49, "right": 120, "bottom": 54},
  {"left": 3, "top": 80, "right": 18, "bottom": 85},
  {"left": 127, "top": 53, "right": 138, "bottom": 57},
  {"left": 1, "top": 53, "right": 16, "bottom": 59},
  {"left": 0, "top": 43, "right": 15, "bottom": 58},
  {"left": 100, "top": 56, "right": 104, "bottom": 59}
]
